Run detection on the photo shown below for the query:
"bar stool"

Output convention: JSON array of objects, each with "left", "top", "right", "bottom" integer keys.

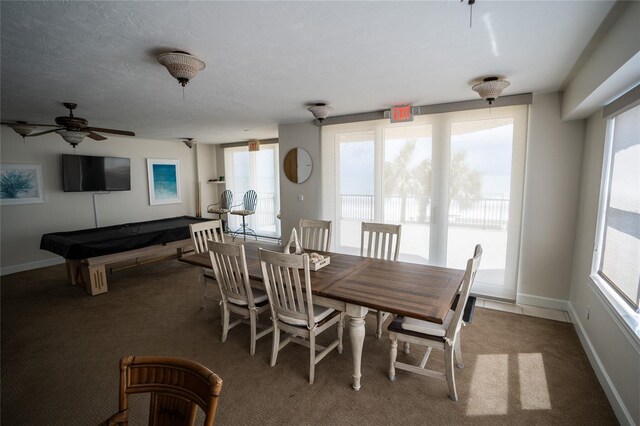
[
  {"left": 231, "top": 190, "right": 258, "bottom": 241},
  {"left": 207, "top": 190, "right": 233, "bottom": 233}
]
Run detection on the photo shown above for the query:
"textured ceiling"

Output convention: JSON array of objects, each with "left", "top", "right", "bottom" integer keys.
[{"left": 0, "top": 1, "right": 614, "bottom": 144}]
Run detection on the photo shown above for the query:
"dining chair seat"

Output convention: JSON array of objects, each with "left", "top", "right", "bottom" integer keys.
[
  {"left": 279, "top": 304, "right": 335, "bottom": 327},
  {"left": 228, "top": 287, "right": 269, "bottom": 306},
  {"left": 401, "top": 309, "right": 454, "bottom": 337}
]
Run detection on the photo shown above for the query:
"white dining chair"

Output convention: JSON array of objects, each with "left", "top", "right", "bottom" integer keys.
[
  {"left": 360, "top": 222, "right": 402, "bottom": 338},
  {"left": 388, "top": 244, "right": 482, "bottom": 401},
  {"left": 259, "top": 248, "right": 344, "bottom": 384},
  {"left": 208, "top": 240, "right": 272, "bottom": 355},
  {"left": 189, "top": 220, "right": 224, "bottom": 308},
  {"left": 299, "top": 218, "right": 332, "bottom": 252}
]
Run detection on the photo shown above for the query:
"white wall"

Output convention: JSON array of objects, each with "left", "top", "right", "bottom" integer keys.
[
  {"left": 277, "top": 121, "right": 322, "bottom": 240},
  {"left": 194, "top": 143, "right": 220, "bottom": 217},
  {"left": 568, "top": 111, "right": 639, "bottom": 426},
  {"left": 562, "top": 2, "right": 640, "bottom": 120},
  {"left": 517, "top": 93, "right": 585, "bottom": 308},
  {"left": 0, "top": 127, "right": 198, "bottom": 274}
]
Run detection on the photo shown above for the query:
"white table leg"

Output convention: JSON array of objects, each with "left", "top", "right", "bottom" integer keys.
[{"left": 346, "top": 304, "right": 368, "bottom": 391}]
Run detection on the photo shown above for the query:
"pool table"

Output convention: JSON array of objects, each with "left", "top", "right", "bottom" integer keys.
[{"left": 40, "top": 216, "right": 210, "bottom": 295}]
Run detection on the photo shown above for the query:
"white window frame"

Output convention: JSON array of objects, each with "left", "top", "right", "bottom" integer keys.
[{"left": 591, "top": 108, "right": 640, "bottom": 340}]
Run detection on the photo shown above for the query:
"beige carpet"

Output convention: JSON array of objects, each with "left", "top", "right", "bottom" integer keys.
[{"left": 1, "top": 259, "right": 617, "bottom": 425}]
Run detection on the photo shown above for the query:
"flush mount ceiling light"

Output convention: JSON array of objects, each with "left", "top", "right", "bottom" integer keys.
[
  {"left": 307, "top": 103, "right": 333, "bottom": 123},
  {"left": 157, "top": 51, "right": 206, "bottom": 87},
  {"left": 472, "top": 77, "right": 510, "bottom": 105}
]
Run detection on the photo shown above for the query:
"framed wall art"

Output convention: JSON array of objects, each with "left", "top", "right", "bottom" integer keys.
[
  {"left": 0, "top": 163, "right": 46, "bottom": 205},
  {"left": 147, "top": 159, "right": 181, "bottom": 205}
]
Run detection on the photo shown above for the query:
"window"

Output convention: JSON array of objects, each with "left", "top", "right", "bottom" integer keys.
[
  {"left": 224, "top": 144, "right": 280, "bottom": 238},
  {"left": 596, "top": 103, "right": 640, "bottom": 312},
  {"left": 322, "top": 105, "right": 527, "bottom": 299}
]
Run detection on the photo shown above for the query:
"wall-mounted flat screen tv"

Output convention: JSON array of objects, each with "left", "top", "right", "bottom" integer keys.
[{"left": 62, "top": 154, "right": 131, "bottom": 192}]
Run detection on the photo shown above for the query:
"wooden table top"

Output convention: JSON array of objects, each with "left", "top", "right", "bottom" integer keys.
[{"left": 180, "top": 242, "right": 465, "bottom": 324}]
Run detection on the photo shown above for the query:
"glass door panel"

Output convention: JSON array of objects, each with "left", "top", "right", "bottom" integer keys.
[
  {"left": 383, "top": 125, "right": 433, "bottom": 263},
  {"left": 446, "top": 118, "right": 514, "bottom": 289},
  {"left": 336, "top": 131, "right": 375, "bottom": 255},
  {"left": 224, "top": 145, "right": 280, "bottom": 238}
]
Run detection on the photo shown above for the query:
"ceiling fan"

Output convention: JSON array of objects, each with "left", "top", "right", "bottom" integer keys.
[{"left": 1, "top": 102, "right": 136, "bottom": 147}]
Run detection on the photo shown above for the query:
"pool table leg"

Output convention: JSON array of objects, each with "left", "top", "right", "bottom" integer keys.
[
  {"left": 65, "top": 260, "right": 82, "bottom": 285},
  {"left": 65, "top": 260, "right": 109, "bottom": 295},
  {"left": 80, "top": 264, "right": 109, "bottom": 296}
]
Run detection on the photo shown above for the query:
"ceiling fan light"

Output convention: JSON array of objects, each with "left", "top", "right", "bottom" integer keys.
[
  {"left": 9, "top": 123, "right": 34, "bottom": 137},
  {"left": 307, "top": 103, "right": 333, "bottom": 122},
  {"left": 472, "top": 77, "right": 510, "bottom": 105},
  {"left": 56, "top": 129, "right": 88, "bottom": 146},
  {"left": 157, "top": 51, "right": 206, "bottom": 87}
]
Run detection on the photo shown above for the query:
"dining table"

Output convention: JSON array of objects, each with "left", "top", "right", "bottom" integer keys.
[{"left": 179, "top": 241, "right": 465, "bottom": 391}]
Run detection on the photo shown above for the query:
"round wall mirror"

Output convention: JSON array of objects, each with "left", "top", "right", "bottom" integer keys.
[{"left": 283, "top": 148, "right": 312, "bottom": 183}]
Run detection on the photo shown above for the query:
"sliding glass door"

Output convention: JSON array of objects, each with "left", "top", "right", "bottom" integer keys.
[
  {"left": 224, "top": 144, "right": 280, "bottom": 238},
  {"left": 322, "top": 106, "right": 527, "bottom": 299}
]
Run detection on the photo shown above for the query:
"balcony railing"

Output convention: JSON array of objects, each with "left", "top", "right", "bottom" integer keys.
[{"left": 340, "top": 195, "right": 509, "bottom": 229}]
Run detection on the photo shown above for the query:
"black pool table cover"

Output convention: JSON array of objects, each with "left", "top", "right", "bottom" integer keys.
[{"left": 40, "top": 216, "right": 210, "bottom": 259}]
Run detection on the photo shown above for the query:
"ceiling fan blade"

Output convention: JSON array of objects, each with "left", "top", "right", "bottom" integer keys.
[
  {"left": 29, "top": 123, "right": 60, "bottom": 127},
  {"left": 26, "top": 128, "right": 61, "bottom": 137},
  {"left": 2, "top": 121, "right": 57, "bottom": 127},
  {"left": 87, "top": 132, "right": 107, "bottom": 141},
  {"left": 86, "top": 127, "right": 135, "bottom": 137}
]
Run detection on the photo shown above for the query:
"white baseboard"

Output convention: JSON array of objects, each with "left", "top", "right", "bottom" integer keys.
[
  {"left": 1, "top": 257, "right": 64, "bottom": 276},
  {"left": 568, "top": 302, "right": 636, "bottom": 426},
  {"left": 516, "top": 292, "right": 569, "bottom": 311}
]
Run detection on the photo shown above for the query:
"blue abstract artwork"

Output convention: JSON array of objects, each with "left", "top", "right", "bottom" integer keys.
[
  {"left": 0, "top": 163, "right": 45, "bottom": 205},
  {"left": 152, "top": 164, "right": 178, "bottom": 199},
  {"left": 147, "top": 159, "right": 181, "bottom": 205}
]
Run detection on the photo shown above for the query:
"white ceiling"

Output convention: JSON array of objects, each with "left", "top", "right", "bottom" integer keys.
[{"left": 0, "top": 1, "right": 615, "bottom": 144}]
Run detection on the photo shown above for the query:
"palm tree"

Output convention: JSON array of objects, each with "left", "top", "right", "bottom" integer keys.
[
  {"left": 384, "top": 142, "right": 481, "bottom": 224},
  {"left": 449, "top": 151, "right": 481, "bottom": 209},
  {"left": 412, "top": 159, "right": 432, "bottom": 223},
  {"left": 384, "top": 140, "right": 422, "bottom": 221}
]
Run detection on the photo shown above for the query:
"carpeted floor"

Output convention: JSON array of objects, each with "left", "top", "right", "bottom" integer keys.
[{"left": 1, "top": 258, "right": 617, "bottom": 425}]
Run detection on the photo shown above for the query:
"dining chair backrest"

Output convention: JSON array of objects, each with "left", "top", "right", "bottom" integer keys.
[
  {"left": 190, "top": 220, "right": 224, "bottom": 254},
  {"left": 446, "top": 244, "right": 482, "bottom": 342},
  {"left": 299, "top": 219, "right": 332, "bottom": 252},
  {"left": 219, "top": 190, "right": 233, "bottom": 210},
  {"left": 242, "top": 190, "right": 258, "bottom": 213},
  {"left": 360, "top": 222, "right": 402, "bottom": 261},
  {"left": 207, "top": 240, "right": 255, "bottom": 306},
  {"left": 113, "top": 355, "right": 222, "bottom": 426},
  {"left": 259, "top": 249, "right": 314, "bottom": 327}
]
